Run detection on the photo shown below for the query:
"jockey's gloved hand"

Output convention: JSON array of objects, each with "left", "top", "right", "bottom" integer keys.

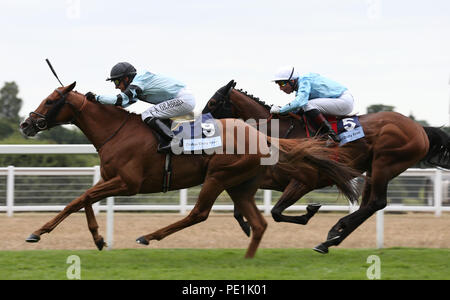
[
  {"left": 270, "top": 105, "right": 281, "bottom": 114},
  {"left": 85, "top": 92, "right": 97, "bottom": 101}
]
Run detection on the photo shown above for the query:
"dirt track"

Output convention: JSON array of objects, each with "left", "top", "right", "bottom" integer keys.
[{"left": 1, "top": 212, "right": 449, "bottom": 250}]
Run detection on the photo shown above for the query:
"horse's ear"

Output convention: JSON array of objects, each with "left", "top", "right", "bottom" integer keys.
[
  {"left": 224, "top": 80, "right": 236, "bottom": 95},
  {"left": 64, "top": 81, "right": 77, "bottom": 93},
  {"left": 226, "top": 80, "right": 235, "bottom": 89}
]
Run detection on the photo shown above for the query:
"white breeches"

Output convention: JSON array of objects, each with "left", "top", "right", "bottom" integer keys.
[
  {"left": 303, "top": 90, "right": 354, "bottom": 116},
  {"left": 141, "top": 88, "right": 196, "bottom": 120}
]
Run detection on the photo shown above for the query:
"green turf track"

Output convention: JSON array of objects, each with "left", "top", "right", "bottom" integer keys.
[{"left": 0, "top": 248, "right": 448, "bottom": 280}]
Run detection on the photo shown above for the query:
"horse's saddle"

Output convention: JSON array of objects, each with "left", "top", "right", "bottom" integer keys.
[{"left": 156, "top": 113, "right": 223, "bottom": 192}]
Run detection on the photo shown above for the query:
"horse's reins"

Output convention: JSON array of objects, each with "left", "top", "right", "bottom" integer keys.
[
  {"left": 30, "top": 88, "right": 130, "bottom": 152},
  {"left": 37, "top": 58, "right": 130, "bottom": 151}
]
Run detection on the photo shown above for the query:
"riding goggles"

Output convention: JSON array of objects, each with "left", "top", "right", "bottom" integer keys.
[
  {"left": 276, "top": 80, "right": 289, "bottom": 87},
  {"left": 113, "top": 78, "right": 122, "bottom": 88}
]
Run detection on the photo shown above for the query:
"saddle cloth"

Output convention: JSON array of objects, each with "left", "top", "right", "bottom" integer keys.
[
  {"left": 170, "top": 113, "right": 222, "bottom": 154},
  {"left": 304, "top": 115, "right": 365, "bottom": 146}
]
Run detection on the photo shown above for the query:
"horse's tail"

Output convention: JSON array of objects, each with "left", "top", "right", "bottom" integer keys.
[
  {"left": 421, "top": 126, "right": 450, "bottom": 169},
  {"left": 268, "top": 137, "right": 361, "bottom": 205}
]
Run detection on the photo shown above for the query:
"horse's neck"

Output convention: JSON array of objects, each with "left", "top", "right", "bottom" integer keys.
[
  {"left": 231, "top": 93, "right": 307, "bottom": 138},
  {"left": 72, "top": 97, "right": 133, "bottom": 149},
  {"left": 231, "top": 93, "right": 270, "bottom": 120}
]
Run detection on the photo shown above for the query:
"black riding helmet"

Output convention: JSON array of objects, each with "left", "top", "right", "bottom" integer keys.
[{"left": 106, "top": 62, "right": 137, "bottom": 81}]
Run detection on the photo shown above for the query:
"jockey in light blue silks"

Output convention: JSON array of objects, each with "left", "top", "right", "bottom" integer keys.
[
  {"left": 269, "top": 66, "right": 354, "bottom": 143},
  {"left": 85, "top": 62, "right": 196, "bottom": 151}
]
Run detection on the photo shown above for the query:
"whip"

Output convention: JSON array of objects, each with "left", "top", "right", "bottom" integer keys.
[{"left": 45, "top": 58, "right": 64, "bottom": 87}]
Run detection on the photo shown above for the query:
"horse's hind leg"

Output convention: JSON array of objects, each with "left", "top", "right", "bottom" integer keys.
[
  {"left": 314, "top": 158, "right": 413, "bottom": 254},
  {"left": 322, "top": 171, "right": 372, "bottom": 244},
  {"left": 227, "top": 181, "right": 267, "bottom": 258},
  {"left": 136, "top": 177, "right": 224, "bottom": 244},
  {"left": 314, "top": 171, "right": 389, "bottom": 254},
  {"left": 233, "top": 206, "right": 251, "bottom": 237}
]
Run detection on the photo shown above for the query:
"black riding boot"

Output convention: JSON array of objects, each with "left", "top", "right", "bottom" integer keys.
[
  {"left": 144, "top": 117, "right": 174, "bottom": 152},
  {"left": 305, "top": 109, "right": 340, "bottom": 143}
]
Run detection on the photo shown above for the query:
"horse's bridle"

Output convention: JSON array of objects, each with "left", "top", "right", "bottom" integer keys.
[
  {"left": 29, "top": 89, "right": 86, "bottom": 131},
  {"left": 208, "top": 88, "right": 235, "bottom": 118}
]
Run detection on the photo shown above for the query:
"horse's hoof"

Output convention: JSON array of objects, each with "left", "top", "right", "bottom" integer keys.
[
  {"left": 313, "top": 243, "right": 329, "bottom": 254},
  {"left": 136, "top": 236, "right": 149, "bottom": 245},
  {"left": 25, "top": 233, "right": 40, "bottom": 243},
  {"left": 95, "top": 238, "right": 105, "bottom": 251},
  {"left": 307, "top": 203, "right": 321, "bottom": 214}
]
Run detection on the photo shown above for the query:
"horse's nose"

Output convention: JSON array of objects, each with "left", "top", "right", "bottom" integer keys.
[
  {"left": 19, "top": 119, "right": 37, "bottom": 136},
  {"left": 20, "top": 120, "right": 30, "bottom": 130}
]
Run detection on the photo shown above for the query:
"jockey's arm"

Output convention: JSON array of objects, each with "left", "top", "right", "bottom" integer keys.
[
  {"left": 279, "top": 79, "right": 311, "bottom": 114},
  {"left": 96, "top": 85, "right": 143, "bottom": 108}
]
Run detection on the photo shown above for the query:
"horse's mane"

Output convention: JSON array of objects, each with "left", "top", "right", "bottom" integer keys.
[
  {"left": 235, "top": 89, "right": 271, "bottom": 111},
  {"left": 234, "top": 88, "right": 298, "bottom": 122}
]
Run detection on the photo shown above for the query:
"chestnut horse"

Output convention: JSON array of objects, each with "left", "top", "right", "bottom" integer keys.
[
  {"left": 20, "top": 82, "right": 361, "bottom": 258},
  {"left": 203, "top": 80, "right": 450, "bottom": 253}
]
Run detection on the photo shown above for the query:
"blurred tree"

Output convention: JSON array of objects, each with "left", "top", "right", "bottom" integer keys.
[
  {"left": 366, "top": 104, "right": 395, "bottom": 113},
  {"left": 0, "top": 81, "right": 22, "bottom": 121},
  {"left": 408, "top": 113, "right": 429, "bottom": 126},
  {"left": 0, "top": 119, "right": 15, "bottom": 139}
]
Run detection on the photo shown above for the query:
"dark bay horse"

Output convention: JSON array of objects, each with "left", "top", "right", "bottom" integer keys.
[
  {"left": 19, "top": 82, "right": 361, "bottom": 258},
  {"left": 203, "top": 80, "right": 450, "bottom": 253}
]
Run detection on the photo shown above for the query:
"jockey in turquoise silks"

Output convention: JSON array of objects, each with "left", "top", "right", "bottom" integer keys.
[
  {"left": 269, "top": 66, "right": 354, "bottom": 143},
  {"left": 85, "top": 62, "right": 196, "bottom": 151}
]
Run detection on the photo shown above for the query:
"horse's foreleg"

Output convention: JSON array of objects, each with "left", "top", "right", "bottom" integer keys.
[
  {"left": 233, "top": 180, "right": 319, "bottom": 236},
  {"left": 25, "top": 194, "right": 87, "bottom": 243},
  {"left": 26, "top": 176, "right": 131, "bottom": 248},
  {"left": 84, "top": 204, "right": 105, "bottom": 250},
  {"left": 136, "top": 178, "right": 224, "bottom": 245},
  {"left": 271, "top": 179, "right": 319, "bottom": 225}
]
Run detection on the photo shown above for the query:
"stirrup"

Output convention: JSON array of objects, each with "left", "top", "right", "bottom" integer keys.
[{"left": 157, "top": 140, "right": 172, "bottom": 153}]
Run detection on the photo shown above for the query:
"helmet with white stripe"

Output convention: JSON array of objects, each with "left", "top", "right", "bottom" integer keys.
[{"left": 272, "top": 66, "right": 299, "bottom": 82}]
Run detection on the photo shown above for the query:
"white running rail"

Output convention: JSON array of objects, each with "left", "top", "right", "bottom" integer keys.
[{"left": 1, "top": 144, "right": 449, "bottom": 249}]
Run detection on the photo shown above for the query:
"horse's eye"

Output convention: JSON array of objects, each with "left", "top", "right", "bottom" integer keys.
[{"left": 45, "top": 100, "right": 54, "bottom": 106}]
